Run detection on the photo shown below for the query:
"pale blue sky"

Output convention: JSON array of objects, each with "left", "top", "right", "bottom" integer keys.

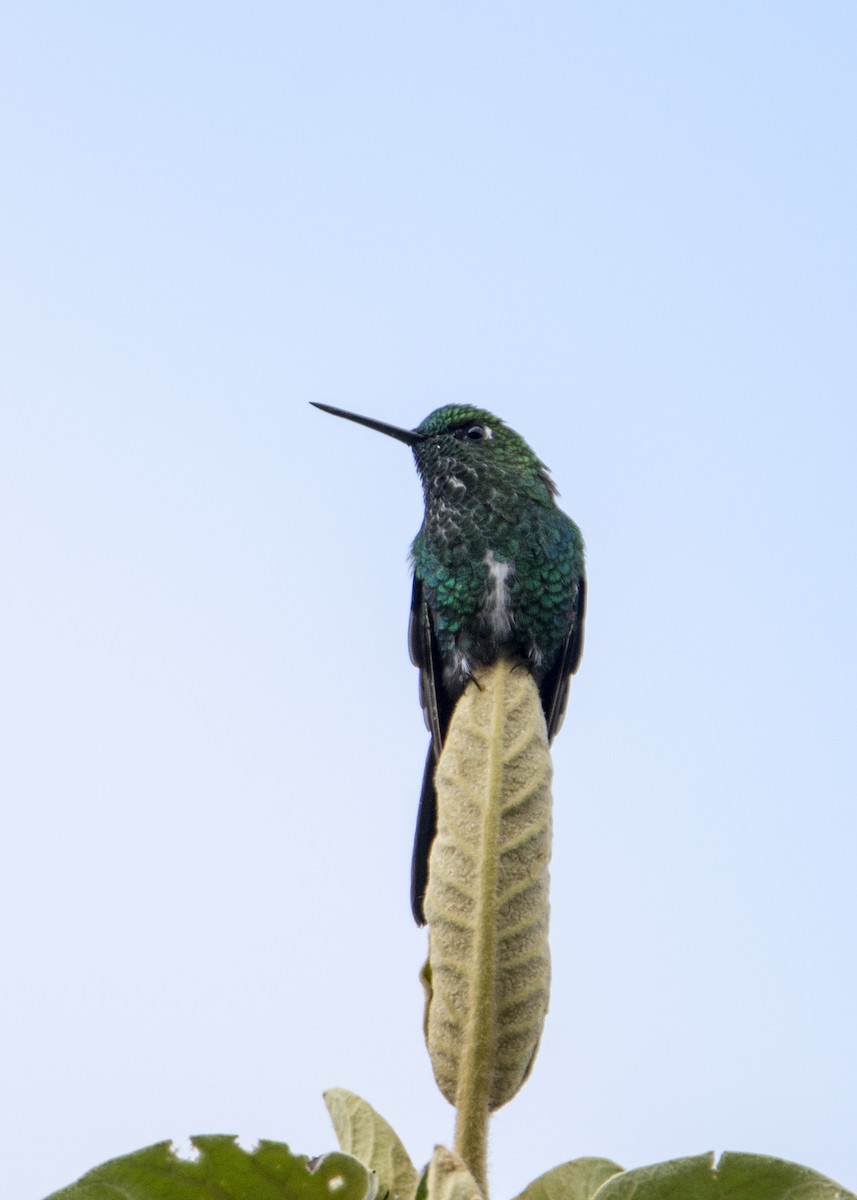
[{"left": 1, "top": 5, "right": 855, "bottom": 1199}]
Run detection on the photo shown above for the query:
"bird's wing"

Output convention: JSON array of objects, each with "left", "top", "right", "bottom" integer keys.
[
  {"left": 407, "top": 575, "right": 455, "bottom": 924},
  {"left": 408, "top": 574, "right": 447, "bottom": 754},
  {"left": 542, "top": 573, "right": 587, "bottom": 741}
]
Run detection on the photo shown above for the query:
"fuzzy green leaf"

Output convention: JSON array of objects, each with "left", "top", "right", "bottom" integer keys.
[
  {"left": 425, "top": 1146, "right": 484, "bottom": 1200},
  {"left": 424, "top": 659, "right": 552, "bottom": 1115},
  {"left": 512, "top": 1156, "right": 624, "bottom": 1200},
  {"left": 715, "top": 1151, "right": 855, "bottom": 1198},
  {"left": 43, "top": 1136, "right": 373, "bottom": 1200},
  {"left": 594, "top": 1151, "right": 855, "bottom": 1199},
  {"left": 325, "top": 1087, "right": 418, "bottom": 1200}
]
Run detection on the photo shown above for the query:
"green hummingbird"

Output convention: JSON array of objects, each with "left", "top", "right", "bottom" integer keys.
[{"left": 312, "top": 402, "right": 586, "bottom": 925}]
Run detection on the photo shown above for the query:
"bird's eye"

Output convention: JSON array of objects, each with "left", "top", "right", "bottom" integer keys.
[{"left": 454, "top": 423, "right": 492, "bottom": 442}]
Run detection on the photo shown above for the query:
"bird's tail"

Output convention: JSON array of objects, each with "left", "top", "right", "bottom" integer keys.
[{"left": 410, "top": 745, "right": 438, "bottom": 926}]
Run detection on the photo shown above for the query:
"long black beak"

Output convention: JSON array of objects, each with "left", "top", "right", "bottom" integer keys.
[{"left": 311, "top": 402, "right": 424, "bottom": 447}]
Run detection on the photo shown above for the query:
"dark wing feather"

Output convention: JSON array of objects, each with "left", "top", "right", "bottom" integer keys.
[
  {"left": 407, "top": 576, "right": 455, "bottom": 925},
  {"left": 541, "top": 573, "right": 587, "bottom": 741},
  {"left": 408, "top": 575, "right": 447, "bottom": 752}
]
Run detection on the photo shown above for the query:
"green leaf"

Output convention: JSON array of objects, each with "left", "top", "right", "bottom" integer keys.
[
  {"left": 43, "top": 1135, "right": 373, "bottom": 1200},
  {"left": 594, "top": 1152, "right": 716, "bottom": 1199},
  {"left": 424, "top": 1146, "right": 484, "bottom": 1200},
  {"left": 414, "top": 1163, "right": 429, "bottom": 1200},
  {"left": 424, "top": 659, "right": 553, "bottom": 1115},
  {"left": 325, "top": 1087, "right": 419, "bottom": 1200},
  {"left": 593, "top": 1151, "right": 856, "bottom": 1199},
  {"left": 715, "top": 1151, "right": 855, "bottom": 1198},
  {"left": 512, "top": 1157, "right": 624, "bottom": 1200}
]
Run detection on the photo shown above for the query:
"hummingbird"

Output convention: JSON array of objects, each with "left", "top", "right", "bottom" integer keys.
[{"left": 312, "top": 402, "right": 586, "bottom": 925}]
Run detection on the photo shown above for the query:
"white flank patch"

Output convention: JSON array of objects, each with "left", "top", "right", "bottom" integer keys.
[
  {"left": 452, "top": 647, "right": 472, "bottom": 680},
  {"left": 484, "top": 550, "right": 514, "bottom": 637}
]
